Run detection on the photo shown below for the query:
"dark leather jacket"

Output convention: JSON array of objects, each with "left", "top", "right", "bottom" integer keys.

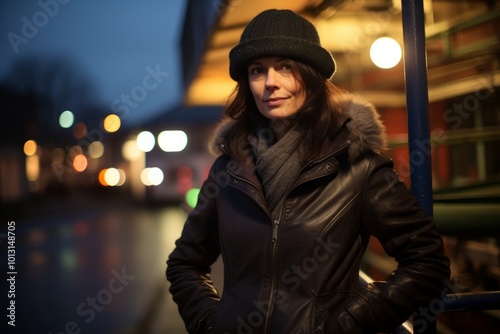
[{"left": 167, "top": 95, "right": 450, "bottom": 333}]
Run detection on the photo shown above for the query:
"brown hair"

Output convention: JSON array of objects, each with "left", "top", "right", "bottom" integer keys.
[{"left": 221, "top": 60, "right": 347, "bottom": 162}]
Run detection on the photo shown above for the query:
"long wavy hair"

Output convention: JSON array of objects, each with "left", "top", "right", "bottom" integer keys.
[{"left": 221, "top": 59, "right": 347, "bottom": 163}]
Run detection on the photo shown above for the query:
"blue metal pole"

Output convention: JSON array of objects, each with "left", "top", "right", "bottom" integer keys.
[
  {"left": 401, "top": 0, "right": 433, "bottom": 218},
  {"left": 443, "top": 292, "right": 500, "bottom": 312},
  {"left": 402, "top": 1, "right": 435, "bottom": 333}
]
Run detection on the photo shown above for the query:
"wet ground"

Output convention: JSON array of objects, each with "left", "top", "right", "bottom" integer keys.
[{"left": 1, "top": 192, "right": 223, "bottom": 334}]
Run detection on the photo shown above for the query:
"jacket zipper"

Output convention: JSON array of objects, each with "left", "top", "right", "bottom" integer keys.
[
  {"left": 225, "top": 148, "right": 348, "bottom": 333},
  {"left": 261, "top": 152, "right": 349, "bottom": 333},
  {"left": 262, "top": 218, "right": 280, "bottom": 333},
  {"left": 226, "top": 169, "right": 277, "bottom": 333},
  {"left": 272, "top": 220, "right": 279, "bottom": 243}
]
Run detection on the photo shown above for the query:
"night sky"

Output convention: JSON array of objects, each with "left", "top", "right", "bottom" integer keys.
[{"left": 0, "top": 0, "right": 187, "bottom": 129}]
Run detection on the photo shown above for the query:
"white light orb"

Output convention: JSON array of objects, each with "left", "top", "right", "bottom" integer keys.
[
  {"left": 370, "top": 37, "right": 402, "bottom": 69},
  {"left": 136, "top": 131, "right": 155, "bottom": 152},
  {"left": 158, "top": 130, "right": 188, "bottom": 152}
]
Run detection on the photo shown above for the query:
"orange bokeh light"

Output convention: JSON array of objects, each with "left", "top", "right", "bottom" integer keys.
[
  {"left": 98, "top": 169, "right": 108, "bottom": 186},
  {"left": 73, "top": 154, "right": 88, "bottom": 172}
]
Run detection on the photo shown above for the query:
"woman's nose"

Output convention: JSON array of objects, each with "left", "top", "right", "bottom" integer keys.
[{"left": 265, "top": 68, "right": 280, "bottom": 89}]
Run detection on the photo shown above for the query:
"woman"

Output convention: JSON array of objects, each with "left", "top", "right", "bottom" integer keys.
[{"left": 167, "top": 9, "right": 450, "bottom": 334}]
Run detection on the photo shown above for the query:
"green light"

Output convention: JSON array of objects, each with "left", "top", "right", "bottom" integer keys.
[
  {"left": 185, "top": 188, "right": 200, "bottom": 208},
  {"left": 59, "top": 110, "right": 74, "bottom": 128},
  {"left": 60, "top": 248, "right": 77, "bottom": 270}
]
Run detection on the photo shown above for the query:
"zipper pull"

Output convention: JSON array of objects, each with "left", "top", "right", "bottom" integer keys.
[{"left": 272, "top": 220, "right": 279, "bottom": 243}]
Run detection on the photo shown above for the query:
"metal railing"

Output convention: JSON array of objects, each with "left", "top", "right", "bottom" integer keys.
[
  {"left": 395, "top": 3, "right": 500, "bottom": 333},
  {"left": 359, "top": 270, "right": 500, "bottom": 333}
]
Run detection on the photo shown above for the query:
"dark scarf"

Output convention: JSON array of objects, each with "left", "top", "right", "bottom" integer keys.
[{"left": 249, "top": 125, "right": 303, "bottom": 219}]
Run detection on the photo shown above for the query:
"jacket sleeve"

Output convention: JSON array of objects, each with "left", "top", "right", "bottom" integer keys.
[
  {"left": 166, "top": 159, "right": 225, "bottom": 333},
  {"left": 326, "top": 154, "right": 451, "bottom": 333}
]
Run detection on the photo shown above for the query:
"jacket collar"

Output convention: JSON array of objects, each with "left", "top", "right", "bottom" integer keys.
[
  {"left": 210, "top": 93, "right": 387, "bottom": 164},
  {"left": 227, "top": 158, "right": 262, "bottom": 191}
]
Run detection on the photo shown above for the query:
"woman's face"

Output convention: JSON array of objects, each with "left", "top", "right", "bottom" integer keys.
[{"left": 247, "top": 57, "right": 305, "bottom": 120}]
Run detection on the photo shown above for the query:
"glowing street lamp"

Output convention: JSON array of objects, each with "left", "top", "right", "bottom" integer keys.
[{"left": 370, "top": 37, "right": 402, "bottom": 69}]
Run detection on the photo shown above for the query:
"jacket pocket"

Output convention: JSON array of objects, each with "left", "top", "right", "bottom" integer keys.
[
  {"left": 314, "top": 308, "right": 330, "bottom": 333},
  {"left": 313, "top": 290, "right": 352, "bottom": 333},
  {"left": 205, "top": 297, "right": 228, "bottom": 333}
]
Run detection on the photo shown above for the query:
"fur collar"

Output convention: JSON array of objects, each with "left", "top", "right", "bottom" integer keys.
[
  {"left": 209, "top": 93, "right": 387, "bottom": 162},
  {"left": 342, "top": 94, "right": 388, "bottom": 161}
]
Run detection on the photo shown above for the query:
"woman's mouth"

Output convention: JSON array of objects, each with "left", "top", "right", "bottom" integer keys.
[{"left": 264, "top": 97, "right": 287, "bottom": 107}]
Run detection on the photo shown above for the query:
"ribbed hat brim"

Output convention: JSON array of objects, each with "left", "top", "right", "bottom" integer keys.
[{"left": 229, "top": 36, "right": 336, "bottom": 81}]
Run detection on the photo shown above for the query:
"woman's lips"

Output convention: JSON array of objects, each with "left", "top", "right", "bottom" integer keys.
[{"left": 264, "top": 97, "right": 287, "bottom": 107}]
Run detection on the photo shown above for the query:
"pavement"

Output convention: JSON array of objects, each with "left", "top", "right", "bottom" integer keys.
[{"left": 1, "top": 191, "right": 222, "bottom": 334}]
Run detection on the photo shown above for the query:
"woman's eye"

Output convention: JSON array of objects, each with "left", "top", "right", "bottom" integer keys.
[
  {"left": 249, "top": 67, "right": 264, "bottom": 75},
  {"left": 279, "top": 63, "right": 293, "bottom": 71}
]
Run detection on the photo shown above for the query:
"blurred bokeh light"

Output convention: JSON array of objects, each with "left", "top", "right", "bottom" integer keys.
[
  {"left": 88, "top": 141, "right": 105, "bottom": 159},
  {"left": 140, "top": 167, "right": 163, "bottom": 186},
  {"left": 23, "top": 139, "right": 37, "bottom": 156},
  {"left": 158, "top": 130, "right": 188, "bottom": 152},
  {"left": 136, "top": 131, "right": 155, "bottom": 152},
  {"left": 73, "top": 154, "right": 88, "bottom": 172},
  {"left": 59, "top": 110, "right": 75, "bottom": 128},
  {"left": 103, "top": 114, "right": 121, "bottom": 133}
]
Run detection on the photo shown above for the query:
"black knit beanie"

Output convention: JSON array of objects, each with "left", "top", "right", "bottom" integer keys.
[{"left": 229, "top": 9, "right": 336, "bottom": 81}]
